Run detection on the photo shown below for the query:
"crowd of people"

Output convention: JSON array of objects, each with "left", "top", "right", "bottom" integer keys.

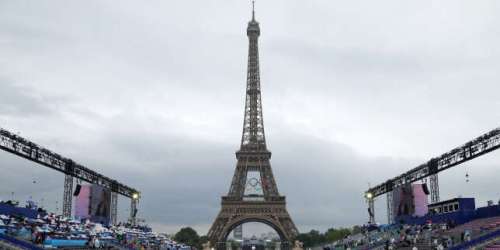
[
  {"left": 0, "top": 208, "right": 192, "bottom": 250},
  {"left": 321, "top": 221, "right": 485, "bottom": 250}
]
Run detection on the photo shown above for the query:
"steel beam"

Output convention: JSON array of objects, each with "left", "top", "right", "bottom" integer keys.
[
  {"left": 130, "top": 198, "right": 138, "bottom": 225},
  {"left": 111, "top": 192, "right": 118, "bottom": 225},
  {"left": 365, "top": 127, "right": 500, "bottom": 198},
  {"left": 429, "top": 174, "right": 440, "bottom": 203},
  {"left": 62, "top": 174, "right": 73, "bottom": 218},
  {"left": 386, "top": 191, "right": 393, "bottom": 224},
  {"left": 0, "top": 127, "right": 139, "bottom": 198},
  {"left": 368, "top": 198, "right": 375, "bottom": 224}
]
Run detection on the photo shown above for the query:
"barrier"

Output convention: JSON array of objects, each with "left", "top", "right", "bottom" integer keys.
[
  {"left": 396, "top": 204, "right": 500, "bottom": 225},
  {"left": 0, "top": 240, "right": 23, "bottom": 250},
  {"left": 0, "top": 234, "right": 43, "bottom": 250},
  {"left": 449, "top": 229, "right": 500, "bottom": 250},
  {"left": 43, "top": 239, "right": 87, "bottom": 248}
]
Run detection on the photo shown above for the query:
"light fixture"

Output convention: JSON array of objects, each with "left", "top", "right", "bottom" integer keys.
[
  {"left": 365, "top": 192, "right": 373, "bottom": 199},
  {"left": 132, "top": 193, "right": 139, "bottom": 200}
]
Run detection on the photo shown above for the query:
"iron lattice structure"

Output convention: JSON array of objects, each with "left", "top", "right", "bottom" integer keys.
[
  {"left": 111, "top": 192, "right": 118, "bottom": 225},
  {"left": 207, "top": 7, "right": 298, "bottom": 250},
  {"left": 366, "top": 127, "right": 500, "bottom": 198},
  {"left": 63, "top": 174, "right": 74, "bottom": 218},
  {"left": 0, "top": 127, "right": 140, "bottom": 222},
  {"left": 365, "top": 127, "right": 500, "bottom": 222}
]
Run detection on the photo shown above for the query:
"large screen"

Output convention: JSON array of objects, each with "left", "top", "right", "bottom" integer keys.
[
  {"left": 412, "top": 184, "right": 429, "bottom": 216},
  {"left": 90, "top": 184, "right": 111, "bottom": 223},
  {"left": 392, "top": 183, "right": 429, "bottom": 218},
  {"left": 392, "top": 183, "right": 415, "bottom": 217},
  {"left": 74, "top": 185, "right": 91, "bottom": 219}
]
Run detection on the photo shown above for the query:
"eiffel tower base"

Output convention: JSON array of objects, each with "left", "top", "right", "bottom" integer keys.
[
  {"left": 214, "top": 241, "right": 291, "bottom": 250},
  {"left": 208, "top": 197, "right": 298, "bottom": 250}
]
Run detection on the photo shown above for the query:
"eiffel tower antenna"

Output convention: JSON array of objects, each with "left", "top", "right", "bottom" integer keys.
[{"left": 252, "top": 0, "right": 255, "bottom": 21}]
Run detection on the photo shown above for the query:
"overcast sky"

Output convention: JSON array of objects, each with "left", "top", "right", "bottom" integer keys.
[{"left": 1, "top": 0, "right": 500, "bottom": 235}]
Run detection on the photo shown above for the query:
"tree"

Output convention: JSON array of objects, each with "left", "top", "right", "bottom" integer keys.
[
  {"left": 325, "top": 228, "right": 350, "bottom": 242},
  {"left": 199, "top": 235, "right": 208, "bottom": 244},
  {"left": 296, "top": 233, "right": 314, "bottom": 248},
  {"left": 296, "top": 228, "right": 353, "bottom": 248},
  {"left": 351, "top": 225, "right": 363, "bottom": 235},
  {"left": 296, "top": 230, "right": 326, "bottom": 248},
  {"left": 175, "top": 227, "right": 200, "bottom": 248}
]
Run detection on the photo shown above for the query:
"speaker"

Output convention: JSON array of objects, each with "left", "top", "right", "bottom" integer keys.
[
  {"left": 73, "top": 184, "right": 82, "bottom": 196},
  {"left": 133, "top": 208, "right": 138, "bottom": 217},
  {"left": 422, "top": 183, "right": 430, "bottom": 195},
  {"left": 367, "top": 207, "right": 373, "bottom": 217}
]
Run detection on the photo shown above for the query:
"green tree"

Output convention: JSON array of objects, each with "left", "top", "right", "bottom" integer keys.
[
  {"left": 199, "top": 235, "right": 209, "bottom": 249},
  {"left": 296, "top": 230, "right": 327, "bottom": 248},
  {"left": 296, "top": 228, "right": 354, "bottom": 247},
  {"left": 296, "top": 233, "right": 313, "bottom": 248},
  {"left": 325, "top": 228, "right": 350, "bottom": 242},
  {"left": 175, "top": 227, "right": 200, "bottom": 248},
  {"left": 351, "top": 225, "right": 363, "bottom": 235}
]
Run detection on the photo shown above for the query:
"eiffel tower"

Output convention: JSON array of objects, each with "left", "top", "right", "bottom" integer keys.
[{"left": 207, "top": 3, "right": 299, "bottom": 249}]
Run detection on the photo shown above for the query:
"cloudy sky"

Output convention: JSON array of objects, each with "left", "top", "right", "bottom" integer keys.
[{"left": 1, "top": 0, "right": 500, "bottom": 235}]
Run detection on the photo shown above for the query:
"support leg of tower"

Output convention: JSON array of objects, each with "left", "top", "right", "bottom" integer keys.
[
  {"left": 62, "top": 174, "right": 73, "bottom": 218},
  {"left": 386, "top": 191, "right": 393, "bottom": 225},
  {"left": 130, "top": 198, "right": 138, "bottom": 225},
  {"left": 110, "top": 192, "right": 118, "bottom": 225},
  {"left": 368, "top": 198, "right": 375, "bottom": 224},
  {"left": 429, "top": 174, "right": 440, "bottom": 204}
]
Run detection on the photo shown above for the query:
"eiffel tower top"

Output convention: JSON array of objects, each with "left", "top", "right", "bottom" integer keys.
[
  {"left": 247, "top": 1, "right": 260, "bottom": 36},
  {"left": 252, "top": 1, "right": 255, "bottom": 21},
  {"left": 240, "top": 1, "right": 267, "bottom": 153}
]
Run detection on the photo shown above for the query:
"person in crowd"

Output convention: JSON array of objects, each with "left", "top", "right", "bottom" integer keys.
[
  {"left": 436, "top": 243, "right": 444, "bottom": 250},
  {"left": 94, "top": 236, "right": 101, "bottom": 248},
  {"left": 0, "top": 212, "right": 191, "bottom": 250}
]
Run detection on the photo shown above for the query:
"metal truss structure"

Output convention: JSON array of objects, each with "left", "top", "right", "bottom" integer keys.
[
  {"left": 63, "top": 174, "right": 74, "bottom": 217},
  {"left": 111, "top": 192, "right": 118, "bottom": 225},
  {"left": 130, "top": 198, "right": 138, "bottom": 225},
  {"left": 367, "top": 198, "right": 375, "bottom": 224},
  {"left": 386, "top": 192, "right": 394, "bottom": 224},
  {"left": 207, "top": 5, "right": 298, "bottom": 250},
  {"left": 365, "top": 127, "right": 500, "bottom": 222},
  {"left": 0, "top": 127, "right": 140, "bottom": 222},
  {"left": 429, "top": 174, "right": 440, "bottom": 203}
]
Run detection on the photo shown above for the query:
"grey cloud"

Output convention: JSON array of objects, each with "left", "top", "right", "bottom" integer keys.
[
  {"left": 1, "top": 111, "right": 499, "bottom": 234},
  {"left": 1, "top": 0, "right": 500, "bottom": 235},
  {"left": 0, "top": 80, "right": 54, "bottom": 117}
]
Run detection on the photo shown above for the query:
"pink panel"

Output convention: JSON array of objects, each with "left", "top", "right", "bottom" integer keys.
[
  {"left": 412, "top": 184, "right": 429, "bottom": 217},
  {"left": 74, "top": 185, "right": 91, "bottom": 218}
]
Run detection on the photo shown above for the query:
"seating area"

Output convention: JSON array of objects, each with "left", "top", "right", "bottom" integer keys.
[
  {"left": 319, "top": 217, "right": 500, "bottom": 250},
  {"left": 321, "top": 223, "right": 452, "bottom": 250},
  {"left": 444, "top": 216, "right": 500, "bottom": 242},
  {"left": 0, "top": 211, "right": 192, "bottom": 250},
  {"left": 485, "top": 238, "right": 500, "bottom": 250}
]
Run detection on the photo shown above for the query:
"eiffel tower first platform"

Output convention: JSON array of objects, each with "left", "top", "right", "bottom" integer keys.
[{"left": 207, "top": 4, "right": 299, "bottom": 250}]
